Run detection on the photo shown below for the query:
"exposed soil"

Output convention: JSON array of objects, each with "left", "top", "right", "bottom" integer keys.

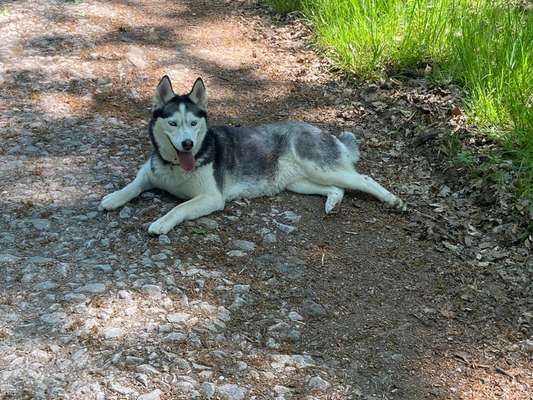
[{"left": 0, "top": 1, "right": 531, "bottom": 399}]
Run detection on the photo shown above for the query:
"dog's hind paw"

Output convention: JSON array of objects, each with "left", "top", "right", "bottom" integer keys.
[
  {"left": 390, "top": 197, "right": 408, "bottom": 213},
  {"left": 325, "top": 188, "right": 344, "bottom": 214}
]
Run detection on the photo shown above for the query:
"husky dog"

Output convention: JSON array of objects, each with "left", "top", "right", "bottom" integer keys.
[{"left": 99, "top": 76, "right": 406, "bottom": 234}]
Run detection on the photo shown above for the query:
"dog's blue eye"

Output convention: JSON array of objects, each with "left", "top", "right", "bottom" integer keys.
[
  {"left": 191, "top": 121, "right": 197, "bottom": 127},
  {"left": 168, "top": 121, "right": 177, "bottom": 126}
]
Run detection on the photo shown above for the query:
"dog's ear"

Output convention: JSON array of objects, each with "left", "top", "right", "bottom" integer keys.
[
  {"left": 152, "top": 75, "right": 174, "bottom": 110},
  {"left": 188, "top": 78, "right": 207, "bottom": 111}
]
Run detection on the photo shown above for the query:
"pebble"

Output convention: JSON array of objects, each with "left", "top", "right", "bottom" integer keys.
[
  {"left": 201, "top": 382, "right": 216, "bottom": 398},
  {"left": 118, "top": 290, "right": 132, "bottom": 300},
  {"left": 307, "top": 376, "right": 331, "bottom": 391},
  {"left": 119, "top": 207, "right": 132, "bottom": 219},
  {"left": 30, "top": 218, "right": 50, "bottom": 231},
  {"left": 76, "top": 283, "right": 106, "bottom": 294},
  {"left": 263, "top": 233, "right": 277, "bottom": 243},
  {"left": 281, "top": 211, "right": 301, "bottom": 224},
  {"left": 35, "top": 280, "right": 58, "bottom": 290},
  {"left": 233, "top": 284, "right": 250, "bottom": 296},
  {"left": 226, "top": 250, "right": 246, "bottom": 257},
  {"left": 288, "top": 311, "right": 303, "bottom": 321},
  {"left": 137, "top": 389, "right": 162, "bottom": 400},
  {"left": 299, "top": 299, "right": 327, "bottom": 319},
  {"left": 141, "top": 284, "right": 162, "bottom": 299},
  {"left": 0, "top": 254, "right": 19, "bottom": 263},
  {"left": 167, "top": 312, "right": 191, "bottom": 324},
  {"left": 176, "top": 380, "right": 196, "bottom": 392},
  {"left": 217, "top": 384, "right": 247, "bottom": 400},
  {"left": 274, "top": 221, "right": 297, "bottom": 234},
  {"left": 136, "top": 364, "right": 160, "bottom": 375},
  {"left": 164, "top": 332, "right": 188, "bottom": 343},
  {"left": 103, "top": 327, "right": 124, "bottom": 339},
  {"left": 109, "top": 382, "right": 137, "bottom": 395},
  {"left": 158, "top": 234, "right": 171, "bottom": 245},
  {"left": 135, "top": 373, "right": 149, "bottom": 387},
  {"left": 197, "top": 217, "right": 219, "bottom": 230},
  {"left": 232, "top": 239, "right": 256, "bottom": 252},
  {"left": 40, "top": 312, "right": 67, "bottom": 324}
]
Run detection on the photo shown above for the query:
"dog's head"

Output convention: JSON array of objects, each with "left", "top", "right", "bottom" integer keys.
[{"left": 149, "top": 76, "right": 208, "bottom": 171}]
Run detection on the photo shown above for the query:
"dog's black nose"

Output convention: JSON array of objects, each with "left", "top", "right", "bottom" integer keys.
[{"left": 181, "top": 140, "right": 193, "bottom": 151}]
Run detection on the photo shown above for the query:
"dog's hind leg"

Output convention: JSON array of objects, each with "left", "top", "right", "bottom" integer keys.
[
  {"left": 312, "top": 170, "right": 406, "bottom": 211},
  {"left": 99, "top": 162, "right": 153, "bottom": 211},
  {"left": 287, "top": 179, "right": 344, "bottom": 214}
]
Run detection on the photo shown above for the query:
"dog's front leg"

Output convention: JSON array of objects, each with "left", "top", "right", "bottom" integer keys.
[
  {"left": 148, "top": 194, "right": 225, "bottom": 235},
  {"left": 100, "top": 162, "right": 152, "bottom": 211}
]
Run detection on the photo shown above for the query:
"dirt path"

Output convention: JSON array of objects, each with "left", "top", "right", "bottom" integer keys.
[{"left": 0, "top": 1, "right": 531, "bottom": 399}]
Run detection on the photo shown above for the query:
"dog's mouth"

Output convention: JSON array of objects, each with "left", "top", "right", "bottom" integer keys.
[{"left": 176, "top": 150, "right": 195, "bottom": 172}]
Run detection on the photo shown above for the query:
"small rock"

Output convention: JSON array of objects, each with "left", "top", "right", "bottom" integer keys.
[
  {"left": 103, "top": 327, "right": 124, "bottom": 339},
  {"left": 135, "top": 373, "right": 149, "bottom": 387},
  {"left": 0, "top": 254, "right": 19, "bottom": 263},
  {"left": 136, "top": 364, "right": 160, "bottom": 375},
  {"left": 141, "top": 284, "right": 162, "bottom": 299},
  {"left": 109, "top": 382, "right": 137, "bottom": 396},
  {"left": 217, "top": 384, "right": 247, "bottom": 400},
  {"left": 118, "top": 290, "right": 132, "bottom": 300},
  {"left": 274, "top": 385, "right": 292, "bottom": 396},
  {"left": 201, "top": 382, "right": 216, "bottom": 398},
  {"left": 299, "top": 299, "right": 326, "bottom": 319},
  {"left": 281, "top": 211, "right": 301, "bottom": 224},
  {"left": 167, "top": 312, "right": 190, "bottom": 324},
  {"left": 233, "top": 284, "right": 250, "bottom": 296},
  {"left": 205, "top": 234, "right": 221, "bottom": 242},
  {"left": 65, "top": 292, "right": 86, "bottom": 302},
  {"left": 176, "top": 381, "right": 195, "bottom": 392},
  {"left": 126, "top": 46, "right": 147, "bottom": 69},
  {"left": 159, "top": 234, "right": 171, "bottom": 245},
  {"left": 119, "top": 207, "right": 132, "bottom": 219},
  {"left": 307, "top": 376, "right": 330, "bottom": 391},
  {"left": 152, "top": 253, "right": 168, "bottom": 261},
  {"left": 137, "top": 389, "right": 161, "bottom": 400},
  {"left": 274, "top": 221, "right": 296, "bottom": 234},
  {"left": 40, "top": 312, "right": 67, "bottom": 324},
  {"left": 125, "top": 356, "right": 144, "bottom": 365},
  {"left": 262, "top": 233, "right": 277, "bottom": 243},
  {"left": 226, "top": 250, "right": 246, "bottom": 257},
  {"left": 288, "top": 311, "right": 303, "bottom": 321},
  {"left": 30, "top": 218, "right": 50, "bottom": 231},
  {"left": 35, "top": 280, "right": 58, "bottom": 290},
  {"left": 29, "top": 256, "right": 54, "bottom": 265},
  {"left": 232, "top": 240, "right": 256, "bottom": 252},
  {"left": 197, "top": 217, "right": 219, "bottom": 230},
  {"left": 164, "top": 332, "right": 188, "bottom": 343},
  {"left": 76, "top": 283, "right": 106, "bottom": 294}
]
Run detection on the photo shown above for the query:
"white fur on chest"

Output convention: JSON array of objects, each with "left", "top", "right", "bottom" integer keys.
[{"left": 149, "top": 161, "right": 217, "bottom": 199}]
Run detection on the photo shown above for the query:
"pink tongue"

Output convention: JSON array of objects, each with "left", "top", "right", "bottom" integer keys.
[{"left": 177, "top": 151, "right": 195, "bottom": 172}]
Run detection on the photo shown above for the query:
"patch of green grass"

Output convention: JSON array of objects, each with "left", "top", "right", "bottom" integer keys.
[
  {"left": 268, "top": 0, "right": 533, "bottom": 201},
  {"left": 267, "top": 0, "right": 302, "bottom": 14}
]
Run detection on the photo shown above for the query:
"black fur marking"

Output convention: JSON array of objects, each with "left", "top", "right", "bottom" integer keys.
[
  {"left": 152, "top": 95, "right": 207, "bottom": 120},
  {"left": 195, "top": 126, "right": 289, "bottom": 192}
]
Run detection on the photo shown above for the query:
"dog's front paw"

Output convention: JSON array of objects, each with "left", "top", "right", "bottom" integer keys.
[
  {"left": 99, "top": 190, "right": 127, "bottom": 211},
  {"left": 148, "top": 217, "right": 176, "bottom": 235}
]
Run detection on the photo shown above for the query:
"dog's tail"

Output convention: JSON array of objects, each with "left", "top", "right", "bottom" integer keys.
[{"left": 339, "top": 131, "right": 360, "bottom": 164}]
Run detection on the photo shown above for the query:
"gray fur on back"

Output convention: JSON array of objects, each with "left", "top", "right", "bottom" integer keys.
[{"left": 194, "top": 121, "right": 357, "bottom": 192}]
